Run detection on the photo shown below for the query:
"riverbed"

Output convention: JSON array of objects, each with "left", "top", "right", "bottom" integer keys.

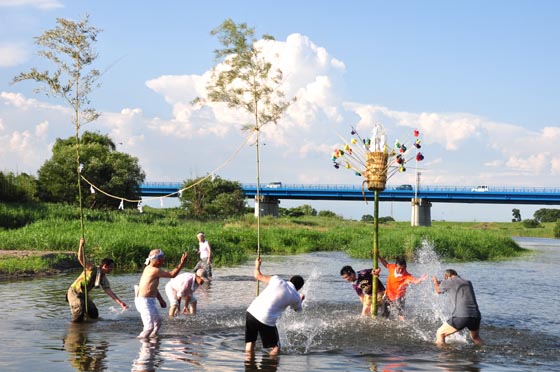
[{"left": 0, "top": 237, "right": 558, "bottom": 371}]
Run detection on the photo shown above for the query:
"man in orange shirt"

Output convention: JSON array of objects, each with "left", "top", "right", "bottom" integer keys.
[{"left": 379, "top": 256, "right": 427, "bottom": 320}]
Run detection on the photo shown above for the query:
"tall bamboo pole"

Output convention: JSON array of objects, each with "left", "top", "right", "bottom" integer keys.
[
  {"left": 255, "top": 125, "right": 262, "bottom": 296},
  {"left": 371, "top": 190, "right": 380, "bottom": 318},
  {"left": 74, "top": 81, "right": 87, "bottom": 314}
]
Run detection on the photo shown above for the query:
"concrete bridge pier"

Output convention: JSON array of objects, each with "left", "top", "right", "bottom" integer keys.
[
  {"left": 411, "top": 198, "right": 432, "bottom": 226},
  {"left": 254, "top": 196, "right": 280, "bottom": 217}
]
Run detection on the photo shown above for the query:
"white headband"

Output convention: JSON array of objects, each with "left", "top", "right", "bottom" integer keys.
[{"left": 144, "top": 251, "right": 164, "bottom": 265}]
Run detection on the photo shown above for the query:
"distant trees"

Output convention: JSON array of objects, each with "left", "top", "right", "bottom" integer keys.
[
  {"left": 37, "top": 131, "right": 145, "bottom": 208},
  {"left": 361, "top": 214, "right": 395, "bottom": 223},
  {"left": 512, "top": 208, "right": 521, "bottom": 222},
  {"left": 278, "top": 204, "right": 317, "bottom": 217},
  {"left": 533, "top": 208, "right": 560, "bottom": 223},
  {"left": 522, "top": 219, "right": 541, "bottom": 228},
  {"left": 554, "top": 220, "right": 560, "bottom": 238},
  {"left": 179, "top": 176, "right": 246, "bottom": 219},
  {"left": 0, "top": 171, "right": 37, "bottom": 202}
]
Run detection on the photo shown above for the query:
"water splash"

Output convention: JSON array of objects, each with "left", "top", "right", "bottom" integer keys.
[
  {"left": 280, "top": 268, "right": 329, "bottom": 353},
  {"left": 405, "top": 239, "right": 470, "bottom": 344}
]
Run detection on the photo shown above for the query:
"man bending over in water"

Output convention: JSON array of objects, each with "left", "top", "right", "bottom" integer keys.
[{"left": 432, "top": 269, "right": 483, "bottom": 346}]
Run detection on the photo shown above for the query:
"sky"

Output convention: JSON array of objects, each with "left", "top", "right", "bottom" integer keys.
[{"left": 1, "top": 0, "right": 559, "bottom": 222}]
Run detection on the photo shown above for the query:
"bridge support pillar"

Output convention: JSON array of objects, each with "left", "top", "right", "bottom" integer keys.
[
  {"left": 411, "top": 198, "right": 431, "bottom": 227},
  {"left": 254, "top": 196, "right": 280, "bottom": 217}
]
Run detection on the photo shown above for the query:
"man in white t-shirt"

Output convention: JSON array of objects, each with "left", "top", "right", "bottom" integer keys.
[
  {"left": 193, "top": 232, "right": 212, "bottom": 277},
  {"left": 165, "top": 269, "right": 210, "bottom": 317},
  {"left": 245, "top": 257, "right": 305, "bottom": 355}
]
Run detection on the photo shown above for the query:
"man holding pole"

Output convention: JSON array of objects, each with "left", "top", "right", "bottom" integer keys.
[{"left": 66, "top": 237, "right": 128, "bottom": 322}]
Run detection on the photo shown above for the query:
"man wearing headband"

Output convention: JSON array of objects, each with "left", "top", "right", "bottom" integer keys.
[
  {"left": 66, "top": 237, "right": 128, "bottom": 322},
  {"left": 135, "top": 249, "right": 188, "bottom": 338},
  {"left": 193, "top": 232, "right": 212, "bottom": 278}
]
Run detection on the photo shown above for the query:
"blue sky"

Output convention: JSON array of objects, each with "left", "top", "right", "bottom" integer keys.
[{"left": 1, "top": 0, "right": 559, "bottom": 221}]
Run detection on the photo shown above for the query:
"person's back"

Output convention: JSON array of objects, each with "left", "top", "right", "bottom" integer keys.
[
  {"left": 247, "top": 275, "right": 302, "bottom": 326},
  {"left": 441, "top": 276, "right": 480, "bottom": 318}
]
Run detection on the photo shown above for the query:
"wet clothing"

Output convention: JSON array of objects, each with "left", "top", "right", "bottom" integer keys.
[
  {"left": 66, "top": 266, "right": 110, "bottom": 322},
  {"left": 135, "top": 295, "right": 161, "bottom": 338},
  {"left": 245, "top": 275, "right": 302, "bottom": 349},
  {"left": 380, "top": 296, "right": 406, "bottom": 318},
  {"left": 247, "top": 275, "right": 303, "bottom": 326},
  {"left": 352, "top": 268, "right": 385, "bottom": 297},
  {"left": 245, "top": 312, "right": 280, "bottom": 348},
  {"left": 439, "top": 276, "right": 481, "bottom": 318},
  {"left": 384, "top": 264, "right": 417, "bottom": 301},
  {"left": 440, "top": 276, "right": 481, "bottom": 331},
  {"left": 165, "top": 272, "right": 199, "bottom": 306},
  {"left": 449, "top": 316, "right": 481, "bottom": 331}
]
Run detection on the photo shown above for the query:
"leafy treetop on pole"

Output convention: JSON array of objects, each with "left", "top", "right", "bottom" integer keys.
[{"left": 12, "top": 14, "right": 102, "bottom": 128}]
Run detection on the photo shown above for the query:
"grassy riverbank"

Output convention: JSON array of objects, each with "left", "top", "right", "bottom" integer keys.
[{"left": 0, "top": 202, "right": 554, "bottom": 277}]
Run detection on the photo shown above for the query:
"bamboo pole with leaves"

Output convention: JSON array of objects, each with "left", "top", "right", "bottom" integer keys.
[
  {"left": 13, "top": 15, "right": 101, "bottom": 315},
  {"left": 196, "top": 19, "right": 295, "bottom": 295}
]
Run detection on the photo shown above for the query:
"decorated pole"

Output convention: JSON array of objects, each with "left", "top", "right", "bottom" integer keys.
[
  {"left": 372, "top": 190, "right": 380, "bottom": 317},
  {"left": 365, "top": 151, "right": 388, "bottom": 317},
  {"left": 331, "top": 123, "right": 425, "bottom": 318}
]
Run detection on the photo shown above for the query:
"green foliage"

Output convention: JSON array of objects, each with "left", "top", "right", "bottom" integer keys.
[
  {"left": 201, "top": 19, "right": 294, "bottom": 131},
  {"left": 13, "top": 15, "right": 101, "bottom": 126},
  {"left": 0, "top": 253, "right": 76, "bottom": 275},
  {"left": 0, "top": 171, "right": 37, "bottom": 202},
  {"left": 361, "top": 215, "right": 395, "bottom": 224},
  {"left": 0, "top": 205, "right": 540, "bottom": 276},
  {"left": 522, "top": 219, "right": 541, "bottom": 228},
  {"left": 179, "top": 176, "right": 246, "bottom": 220},
  {"left": 317, "top": 210, "right": 341, "bottom": 218},
  {"left": 533, "top": 208, "right": 560, "bottom": 223},
  {"left": 554, "top": 220, "right": 560, "bottom": 238},
  {"left": 282, "top": 204, "right": 317, "bottom": 217},
  {"left": 36, "top": 131, "right": 145, "bottom": 207},
  {"left": 512, "top": 208, "right": 521, "bottom": 222}
]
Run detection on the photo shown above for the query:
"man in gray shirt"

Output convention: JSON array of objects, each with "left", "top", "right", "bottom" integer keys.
[{"left": 432, "top": 269, "right": 483, "bottom": 346}]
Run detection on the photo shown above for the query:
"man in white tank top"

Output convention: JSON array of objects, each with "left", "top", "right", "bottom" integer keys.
[{"left": 194, "top": 232, "right": 212, "bottom": 278}]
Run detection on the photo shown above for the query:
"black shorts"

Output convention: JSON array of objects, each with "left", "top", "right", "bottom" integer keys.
[
  {"left": 448, "top": 316, "right": 481, "bottom": 331},
  {"left": 245, "top": 312, "right": 279, "bottom": 349}
]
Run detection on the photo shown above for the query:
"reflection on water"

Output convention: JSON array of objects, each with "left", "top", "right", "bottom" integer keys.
[
  {"left": 245, "top": 353, "right": 279, "bottom": 372},
  {"left": 63, "top": 323, "right": 109, "bottom": 371},
  {"left": 0, "top": 238, "right": 558, "bottom": 371},
  {"left": 131, "top": 338, "right": 161, "bottom": 372}
]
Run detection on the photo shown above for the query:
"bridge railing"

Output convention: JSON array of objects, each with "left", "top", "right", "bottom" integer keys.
[{"left": 140, "top": 182, "right": 560, "bottom": 194}]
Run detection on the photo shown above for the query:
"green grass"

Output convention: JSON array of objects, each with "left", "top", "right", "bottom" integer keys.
[{"left": 1, "top": 202, "right": 552, "bottom": 276}]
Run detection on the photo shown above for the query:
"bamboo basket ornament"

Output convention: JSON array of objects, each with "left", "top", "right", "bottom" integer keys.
[{"left": 365, "top": 151, "right": 388, "bottom": 191}]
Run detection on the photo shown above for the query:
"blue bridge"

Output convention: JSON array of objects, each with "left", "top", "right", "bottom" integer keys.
[{"left": 140, "top": 182, "right": 560, "bottom": 205}]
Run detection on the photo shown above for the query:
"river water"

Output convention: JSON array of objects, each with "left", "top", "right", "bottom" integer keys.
[{"left": 0, "top": 237, "right": 558, "bottom": 371}]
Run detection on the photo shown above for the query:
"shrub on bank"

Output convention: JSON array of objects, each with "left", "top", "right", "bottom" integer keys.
[{"left": 0, "top": 202, "right": 540, "bottom": 276}]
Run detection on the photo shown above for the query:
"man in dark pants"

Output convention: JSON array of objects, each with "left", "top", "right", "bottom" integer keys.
[
  {"left": 245, "top": 258, "right": 305, "bottom": 355},
  {"left": 66, "top": 238, "right": 128, "bottom": 322},
  {"left": 432, "top": 269, "right": 483, "bottom": 346}
]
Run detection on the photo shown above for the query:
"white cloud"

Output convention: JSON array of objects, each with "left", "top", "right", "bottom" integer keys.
[
  {"left": 0, "top": 42, "right": 30, "bottom": 67},
  {"left": 0, "top": 0, "right": 63, "bottom": 9},
  {"left": 1, "top": 31, "right": 557, "bottom": 191}
]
